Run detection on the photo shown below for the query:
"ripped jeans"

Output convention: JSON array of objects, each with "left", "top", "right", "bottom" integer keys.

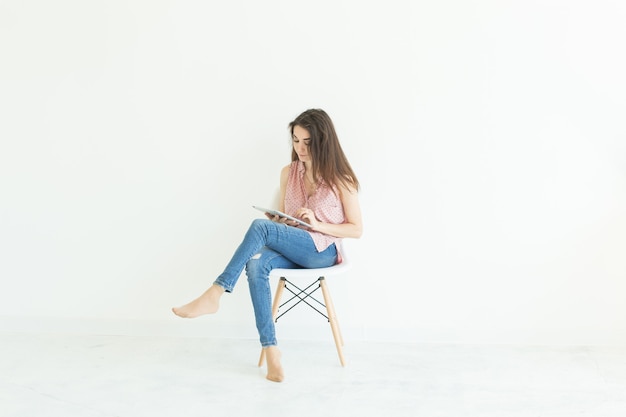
[{"left": 214, "top": 219, "right": 338, "bottom": 347}]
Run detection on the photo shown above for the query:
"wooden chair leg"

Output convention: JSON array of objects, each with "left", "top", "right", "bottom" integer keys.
[
  {"left": 258, "top": 277, "right": 287, "bottom": 367},
  {"left": 321, "top": 278, "right": 344, "bottom": 347},
  {"left": 319, "top": 277, "right": 346, "bottom": 367}
]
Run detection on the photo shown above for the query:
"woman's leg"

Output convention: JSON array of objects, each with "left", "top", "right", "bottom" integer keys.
[
  {"left": 172, "top": 219, "right": 283, "bottom": 317},
  {"left": 245, "top": 247, "right": 298, "bottom": 382},
  {"left": 214, "top": 219, "right": 336, "bottom": 292},
  {"left": 244, "top": 239, "right": 337, "bottom": 383},
  {"left": 173, "top": 218, "right": 336, "bottom": 318},
  {"left": 245, "top": 247, "right": 299, "bottom": 347}
]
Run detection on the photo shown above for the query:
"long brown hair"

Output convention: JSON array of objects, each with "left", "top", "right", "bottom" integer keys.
[{"left": 289, "top": 109, "right": 360, "bottom": 192}]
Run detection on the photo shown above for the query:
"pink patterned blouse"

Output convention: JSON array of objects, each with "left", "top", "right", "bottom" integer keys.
[{"left": 284, "top": 161, "right": 345, "bottom": 260}]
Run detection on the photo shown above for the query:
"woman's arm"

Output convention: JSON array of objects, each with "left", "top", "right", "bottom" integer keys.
[
  {"left": 279, "top": 164, "right": 363, "bottom": 238},
  {"left": 297, "top": 183, "right": 363, "bottom": 239}
]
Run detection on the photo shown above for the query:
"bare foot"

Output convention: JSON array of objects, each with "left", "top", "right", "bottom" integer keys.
[
  {"left": 172, "top": 284, "right": 225, "bottom": 318},
  {"left": 264, "top": 346, "right": 284, "bottom": 382}
]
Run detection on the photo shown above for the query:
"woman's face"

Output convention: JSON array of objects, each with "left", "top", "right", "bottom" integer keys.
[{"left": 292, "top": 125, "right": 311, "bottom": 162}]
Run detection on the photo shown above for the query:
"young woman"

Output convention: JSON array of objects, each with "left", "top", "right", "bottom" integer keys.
[{"left": 172, "top": 109, "right": 362, "bottom": 382}]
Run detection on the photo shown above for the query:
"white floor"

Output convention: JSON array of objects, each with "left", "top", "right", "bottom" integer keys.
[{"left": 1, "top": 332, "right": 626, "bottom": 417}]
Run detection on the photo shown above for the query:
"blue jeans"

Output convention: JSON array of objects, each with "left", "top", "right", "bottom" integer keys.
[{"left": 214, "top": 219, "right": 338, "bottom": 347}]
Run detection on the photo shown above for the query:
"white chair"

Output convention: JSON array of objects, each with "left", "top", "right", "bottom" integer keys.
[{"left": 258, "top": 239, "right": 352, "bottom": 367}]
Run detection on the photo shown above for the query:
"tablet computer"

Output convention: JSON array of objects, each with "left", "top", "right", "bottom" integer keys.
[{"left": 252, "top": 205, "right": 312, "bottom": 228}]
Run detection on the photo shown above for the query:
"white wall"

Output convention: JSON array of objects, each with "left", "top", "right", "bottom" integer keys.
[{"left": 1, "top": 0, "right": 625, "bottom": 346}]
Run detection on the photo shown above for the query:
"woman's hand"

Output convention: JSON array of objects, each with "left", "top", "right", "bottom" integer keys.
[{"left": 295, "top": 207, "right": 318, "bottom": 230}]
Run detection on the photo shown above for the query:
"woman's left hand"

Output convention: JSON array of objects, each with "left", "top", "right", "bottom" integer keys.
[{"left": 295, "top": 207, "right": 318, "bottom": 230}]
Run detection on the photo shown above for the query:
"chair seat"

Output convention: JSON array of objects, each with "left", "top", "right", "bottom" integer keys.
[
  {"left": 269, "top": 261, "right": 351, "bottom": 279},
  {"left": 269, "top": 238, "right": 352, "bottom": 278}
]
